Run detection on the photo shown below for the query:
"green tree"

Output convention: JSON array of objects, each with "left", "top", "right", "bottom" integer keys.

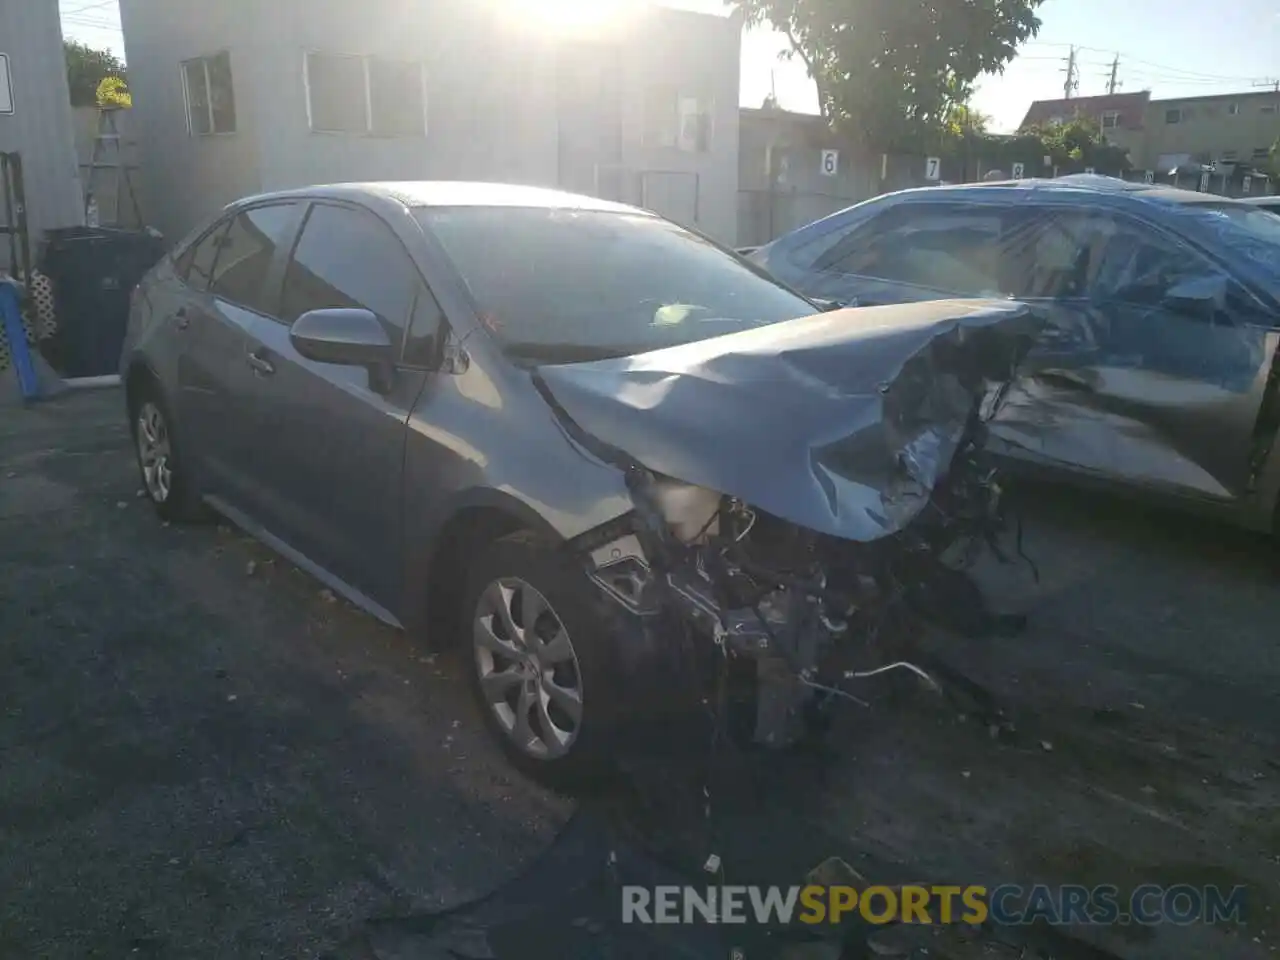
[
  {"left": 64, "top": 39, "right": 126, "bottom": 108},
  {"left": 1028, "top": 117, "right": 1130, "bottom": 170},
  {"left": 732, "top": 0, "right": 1044, "bottom": 152}
]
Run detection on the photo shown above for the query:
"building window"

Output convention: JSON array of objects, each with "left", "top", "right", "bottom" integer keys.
[
  {"left": 1262, "top": 104, "right": 1277, "bottom": 115},
  {"left": 1253, "top": 147, "right": 1271, "bottom": 161},
  {"left": 1164, "top": 108, "right": 1182, "bottom": 124},
  {"left": 304, "top": 52, "right": 427, "bottom": 137},
  {"left": 1101, "top": 110, "right": 1119, "bottom": 130},
  {"left": 644, "top": 86, "right": 712, "bottom": 152},
  {"left": 1221, "top": 150, "right": 1238, "bottom": 162},
  {"left": 182, "top": 52, "right": 236, "bottom": 135},
  {"left": 1227, "top": 102, "right": 1240, "bottom": 116}
]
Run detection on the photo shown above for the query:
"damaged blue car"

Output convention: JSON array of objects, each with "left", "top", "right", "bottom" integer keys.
[{"left": 750, "top": 175, "right": 1280, "bottom": 534}]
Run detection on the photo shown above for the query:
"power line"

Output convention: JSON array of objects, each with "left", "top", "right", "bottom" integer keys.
[{"left": 1023, "top": 41, "right": 1264, "bottom": 84}]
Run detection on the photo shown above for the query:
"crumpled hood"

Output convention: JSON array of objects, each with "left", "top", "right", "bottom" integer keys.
[{"left": 534, "top": 299, "right": 1041, "bottom": 542}]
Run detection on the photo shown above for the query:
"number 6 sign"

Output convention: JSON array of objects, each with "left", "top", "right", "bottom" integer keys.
[{"left": 820, "top": 149, "right": 839, "bottom": 176}]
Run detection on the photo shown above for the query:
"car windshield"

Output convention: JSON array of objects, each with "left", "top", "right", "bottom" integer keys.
[
  {"left": 416, "top": 206, "right": 817, "bottom": 362},
  {"left": 1179, "top": 202, "right": 1280, "bottom": 277}
]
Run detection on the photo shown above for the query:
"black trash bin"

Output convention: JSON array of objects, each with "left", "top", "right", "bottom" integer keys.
[{"left": 39, "top": 226, "right": 166, "bottom": 378}]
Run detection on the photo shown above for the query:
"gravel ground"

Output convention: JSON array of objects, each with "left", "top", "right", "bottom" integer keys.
[{"left": 1, "top": 389, "right": 1277, "bottom": 960}]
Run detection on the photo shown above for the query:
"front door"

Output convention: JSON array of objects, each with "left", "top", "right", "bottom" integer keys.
[
  {"left": 233, "top": 202, "right": 442, "bottom": 611},
  {"left": 992, "top": 207, "right": 1276, "bottom": 503},
  {"left": 174, "top": 203, "right": 303, "bottom": 503}
]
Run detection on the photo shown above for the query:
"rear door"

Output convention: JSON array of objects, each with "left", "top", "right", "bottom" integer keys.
[
  {"left": 178, "top": 202, "right": 305, "bottom": 505},
  {"left": 234, "top": 202, "right": 442, "bottom": 610}
]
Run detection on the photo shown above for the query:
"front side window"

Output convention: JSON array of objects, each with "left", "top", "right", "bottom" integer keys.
[
  {"left": 1027, "top": 211, "right": 1221, "bottom": 307},
  {"left": 305, "top": 52, "right": 427, "bottom": 137},
  {"left": 182, "top": 52, "right": 236, "bottom": 135},
  {"left": 814, "top": 204, "right": 1014, "bottom": 298},
  {"left": 207, "top": 204, "right": 300, "bottom": 315},
  {"left": 403, "top": 287, "right": 444, "bottom": 368},
  {"left": 416, "top": 206, "right": 815, "bottom": 361},
  {"left": 280, "top": 204, "right": 418, "bottom": 351}
]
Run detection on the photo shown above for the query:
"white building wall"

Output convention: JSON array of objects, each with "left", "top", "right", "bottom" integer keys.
[
  {"left": 0, "top": 0, "right": 84, "bottom": 267},
  {"left": 120, "top": 0, "right": 740, "bottom": 243},
  {"left": 249, "top": 0, "right": 561, "bottom": 193},
  {"left": 119, "top": 0, "right": 264, "bottom": 243}
]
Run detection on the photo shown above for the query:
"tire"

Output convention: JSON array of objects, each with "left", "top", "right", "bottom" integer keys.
[
  {"left": 461, "top": 530, "right": 618, "bottom": 787},
  {"left": 129, "top": 382, "right": 208, "bottom": 524}
]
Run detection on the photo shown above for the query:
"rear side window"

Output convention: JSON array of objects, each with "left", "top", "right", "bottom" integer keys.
[
  {"left": 279, "top": 203, "right": 418, "bottom": 348},
  {"left": 177, "top": 220, "right": 231, "bottom": 292},
  {"left": 207, "top": 204, "right": 300, "bottom": 314}
]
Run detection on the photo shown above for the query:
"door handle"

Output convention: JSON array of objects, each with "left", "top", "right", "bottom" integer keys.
[
  {"left": 175, "top": 307, "right": 191, "bottom": 330},
  {"left": 247, "top": 350, "right": 276, "bottom": 376}
]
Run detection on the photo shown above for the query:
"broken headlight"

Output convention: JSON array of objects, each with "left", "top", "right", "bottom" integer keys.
[{"left": 647, "top": 476, "right": 722, "bottom": 544}]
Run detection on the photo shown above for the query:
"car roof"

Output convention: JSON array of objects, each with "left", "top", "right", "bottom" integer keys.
[
  {"left": 231, "top": 181, "right": 648, "bottom": 216},
  {"left": 887, "top": 173, "right": 1251, "bottom": 209},
  {"left": 1240, "top": 195, "right": 1280, "bottom": 206}
]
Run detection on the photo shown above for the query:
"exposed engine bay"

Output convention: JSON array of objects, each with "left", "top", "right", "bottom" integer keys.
[
  {"left": 538, "top": 298, "right": 1043, "bottom": 748},
  {"left": 570, "top": 406, "right": 1027, "bottom": 748}
]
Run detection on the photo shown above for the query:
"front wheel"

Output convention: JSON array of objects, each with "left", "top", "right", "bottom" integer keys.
[{"left": 461, "top": 531, "right": 616, "bottom": 786}]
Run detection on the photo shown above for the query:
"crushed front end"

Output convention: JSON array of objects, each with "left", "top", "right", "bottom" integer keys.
[{"left": 540, "top": 299, "right": 1042, "bottom": 747}]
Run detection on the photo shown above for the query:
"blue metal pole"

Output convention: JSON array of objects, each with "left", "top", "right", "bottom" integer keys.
[{"left": 1, "top": 279, "right": 39, "bottom": 402}]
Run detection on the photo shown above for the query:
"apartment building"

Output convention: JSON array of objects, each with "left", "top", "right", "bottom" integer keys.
[{"left": 1020, "top": 88, "right": 1280, "bottom": 173}]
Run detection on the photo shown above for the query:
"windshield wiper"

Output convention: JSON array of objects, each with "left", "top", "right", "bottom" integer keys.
[{"left": 504, "top": 342, "right": 642, "bottom": 365}]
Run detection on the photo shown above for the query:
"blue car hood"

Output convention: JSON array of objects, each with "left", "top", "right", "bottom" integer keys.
[{"left": 534, "top": 299, "right": 1040, "bottom": 542}]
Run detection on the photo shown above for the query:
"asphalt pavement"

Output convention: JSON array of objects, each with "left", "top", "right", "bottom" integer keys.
[{"left": 1, "top": 389, "right": 1276, "bottom": 959}]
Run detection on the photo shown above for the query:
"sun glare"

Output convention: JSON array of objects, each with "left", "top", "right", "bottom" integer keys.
[{"left": 502, "top": 0, "right": 642, "bottom": 33}]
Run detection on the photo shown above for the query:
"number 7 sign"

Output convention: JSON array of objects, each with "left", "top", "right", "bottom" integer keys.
[{"left": 925, "top": 157, "right": 941, "bottom": 181}]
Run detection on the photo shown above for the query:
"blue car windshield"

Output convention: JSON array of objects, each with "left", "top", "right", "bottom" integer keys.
[
  {"left": 416, "top": 206, "right": 817, "bottom": 361},
  {"left": 1179, "top": 202, "right": 1280, "bottom": 277}
]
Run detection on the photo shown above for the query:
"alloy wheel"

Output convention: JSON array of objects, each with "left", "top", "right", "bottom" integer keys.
[
  {"left": 136, "top": 401, "right": 173, "bottom": 504},
  {"left": 472, "top": 577, "right": 584, "bottom": 760}
]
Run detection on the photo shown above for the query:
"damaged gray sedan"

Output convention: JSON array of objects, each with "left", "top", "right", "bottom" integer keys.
[
  {"left": 752, "top": 176, "right": 1280, "bottom": 534},
  {"left": 121, "top": 183, "right": 1035, "bottom": 781}
]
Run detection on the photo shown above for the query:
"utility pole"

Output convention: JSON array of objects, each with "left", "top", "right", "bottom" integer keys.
[
  {"left": 1062, "top": 46, "right": 1079, "bottom": 100},
  {"left": 1106, "top": 54, "right": 1120, "bottom": 95}
]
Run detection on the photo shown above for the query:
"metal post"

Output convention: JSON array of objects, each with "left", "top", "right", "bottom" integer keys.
[{"left": 1, "top": 279, "right": 38, "bottom": 401}]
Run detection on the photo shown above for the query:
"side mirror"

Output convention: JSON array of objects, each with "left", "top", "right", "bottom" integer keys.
[
  {"left": 1163, "top": 274, "right": 1228, "bottom": 317},
  {"left": 290, "top": 308, "right": 395, "bottom": 389}
]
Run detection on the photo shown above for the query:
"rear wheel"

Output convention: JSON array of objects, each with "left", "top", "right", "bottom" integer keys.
[
  {"left": 130, "top": 385, "right": 207, "bottom": 523},
  {"left": 461, "top": 531, "right": 616, "bottom": 786}
]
